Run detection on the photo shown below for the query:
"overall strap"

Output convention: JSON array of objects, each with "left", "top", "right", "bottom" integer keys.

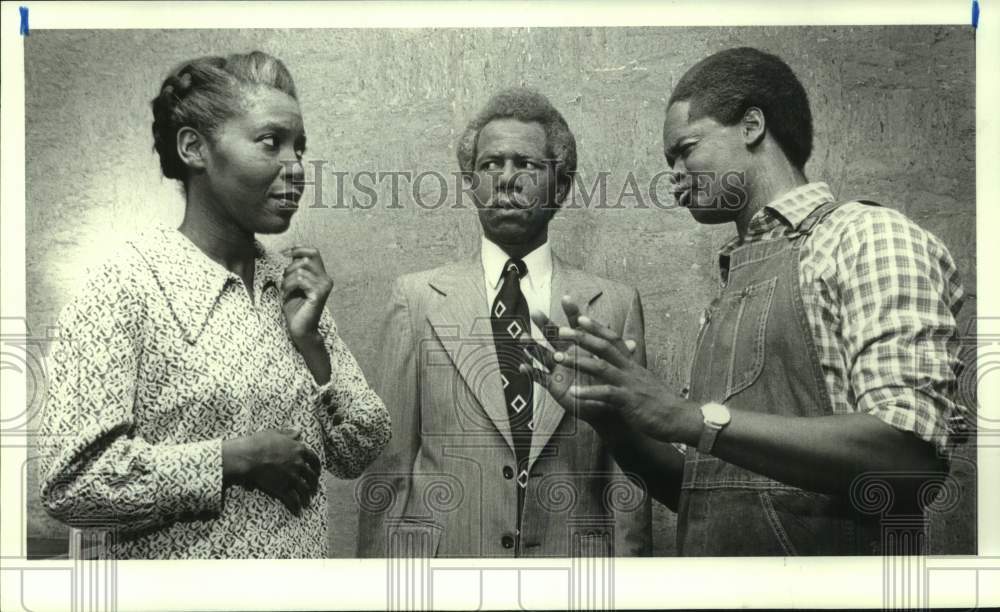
[{"left": 792, "top": 199, "right": 881, "bottom": 239}]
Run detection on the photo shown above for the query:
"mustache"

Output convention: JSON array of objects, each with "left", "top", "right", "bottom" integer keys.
[{"left": 488, "top": 192, "right": 533, "bottom": 209}]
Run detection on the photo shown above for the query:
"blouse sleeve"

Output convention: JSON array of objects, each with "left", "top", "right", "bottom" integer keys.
[
  {"left": 37, "top": 260, "right": 223, "bottom": 534},
  {"left": 310, "top": 310, "right": 391, "bottom": 479}
]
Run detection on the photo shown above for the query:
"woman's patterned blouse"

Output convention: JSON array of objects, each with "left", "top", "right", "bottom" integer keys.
[{"left": 37, "top": 228, "right": 390, "bottom": 559}]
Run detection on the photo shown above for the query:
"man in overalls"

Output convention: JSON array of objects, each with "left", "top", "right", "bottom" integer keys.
[{"left": 523, "top": 47, "right": 967, "bottom": 555}]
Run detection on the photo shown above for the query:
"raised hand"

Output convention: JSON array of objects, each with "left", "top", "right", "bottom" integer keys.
[
  {"left": 222, "top": 429, "right": 322, "bottom": 516},
  {"left": 519, "top": 296, "right": 638, "bottom": 428},
  {"left": 541, "top": 309, "right": 685, "bottom": 441},
  {"left": 280, "top": 247, "right": 334, "bottom": 345}
]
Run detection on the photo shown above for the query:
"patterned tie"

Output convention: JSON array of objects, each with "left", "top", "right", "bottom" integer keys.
[{"left": 490, "top": 258, "right": 533, "bottom": 531}]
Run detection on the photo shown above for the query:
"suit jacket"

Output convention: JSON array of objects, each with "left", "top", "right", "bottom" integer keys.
[{"left": 357, "top": 253, "right": 652, "bottom": 557}]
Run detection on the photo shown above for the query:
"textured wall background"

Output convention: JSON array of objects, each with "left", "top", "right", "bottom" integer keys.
[{"left": 24, "top": 26, "right": 976, "bottom": 556}]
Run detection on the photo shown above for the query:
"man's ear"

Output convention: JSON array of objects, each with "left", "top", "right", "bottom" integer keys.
[
  {"left": 177, "top": 126, "right": 208, "bottom": 172},
  {"left": 554, "top": 175, "right": 571, "bottom": 206},
  {"left": 741, "top": 107, "right": 766, "bottom": 148}
]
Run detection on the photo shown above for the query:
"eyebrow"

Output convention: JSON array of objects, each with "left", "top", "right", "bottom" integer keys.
[
  {"left": 476, "top": 150, "right": 544, "bottom": 164},
  {"left": 664, "top": 135, "right": 695, "bottom": 162},
  {"left": 258, "top": 121, "right": 298, "bottom": 133}
]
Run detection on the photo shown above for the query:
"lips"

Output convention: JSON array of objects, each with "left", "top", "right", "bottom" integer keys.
[
  {"left": 269, "top": 191, "right": 302, "bottom": 210},
  {"left": 490, "top": 194, "right": 531, "bottom": 210},
  {"left": 673, "top": 188, "right": 691, "bottom": 208}
]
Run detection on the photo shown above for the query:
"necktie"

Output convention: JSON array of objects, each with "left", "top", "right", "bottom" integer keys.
[{"left": 490, "top": 258, "right": 533, "bottom": 535}]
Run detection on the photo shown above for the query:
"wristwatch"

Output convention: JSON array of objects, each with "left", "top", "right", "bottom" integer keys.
[{"left": 697, "top": 402, "right": 731, "bottom": 454}]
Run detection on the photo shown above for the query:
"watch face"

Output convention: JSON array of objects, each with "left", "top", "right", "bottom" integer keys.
[{"left": 702, "top": 402, "right": 731, "bottom": 426}]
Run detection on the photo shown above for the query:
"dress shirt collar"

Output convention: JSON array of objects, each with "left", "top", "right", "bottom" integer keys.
[
  {"left": 719, "top": 182, "right": 836, "bottom": 251},
  {"left": 717, "top": 182, "right": 836, "bottom": 280},
  {"left": 481, "top": 236, "right": 553, "bottom": 292},
  {"left": 133, "top": 227, "right": 287, "bottom": 343},
  {"left": 754, "top": 181, "right": 836, "bottom": 235}
]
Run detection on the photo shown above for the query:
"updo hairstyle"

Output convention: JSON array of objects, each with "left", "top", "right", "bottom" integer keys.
[{"left": 151, "top": 51, "right": 297, "bottom": 183}]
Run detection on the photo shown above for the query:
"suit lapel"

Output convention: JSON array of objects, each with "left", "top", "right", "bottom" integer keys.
[
  {"left": 425, "top": 256, "right": 516, "bottom": 452},
  {"left": 528, "top": 256, "right": 604, "bottom": 469}
]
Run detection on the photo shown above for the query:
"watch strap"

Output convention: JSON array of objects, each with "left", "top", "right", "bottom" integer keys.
[{"left": 697, "top": 421, "right": 723, "bottom": 454}]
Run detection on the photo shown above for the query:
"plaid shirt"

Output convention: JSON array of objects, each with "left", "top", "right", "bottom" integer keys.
[{"left": 717, "top": 182, "right": 966, "bottom": 453}]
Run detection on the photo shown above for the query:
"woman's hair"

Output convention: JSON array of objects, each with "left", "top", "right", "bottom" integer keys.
[
  {"left": 151, "top": 50, "right": 297, "bottom": 182},
  {"left": 456, "top": 87, "right": 577, "bottom": 187}
]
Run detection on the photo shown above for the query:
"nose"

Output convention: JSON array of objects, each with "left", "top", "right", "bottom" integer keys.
[
  {"left": 497, "top": 159, "right": 520, "bottom": 192},
  {"left": 670, "top": 159, "right": 688, "bottom": 189},
  {"left": 280, "top": 155, "right": 305, "bottom": 189}
]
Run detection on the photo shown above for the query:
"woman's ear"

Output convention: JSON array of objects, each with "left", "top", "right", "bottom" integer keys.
[
  {"left": 176, "top": 126, "right": 208, "bottom": 172},
  {"left": 741, "top": 107, "right": 766, "bottom": 147}
]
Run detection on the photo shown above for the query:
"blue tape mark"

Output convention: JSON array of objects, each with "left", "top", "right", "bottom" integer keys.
[
  {"left": 972, "top": 0, "right": 979, "bottom": 29},
  {"left": 19, "top": 6, "right": 28, "bottom": 36}
]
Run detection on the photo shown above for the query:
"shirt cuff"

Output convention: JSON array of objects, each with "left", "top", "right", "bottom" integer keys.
[
  {"left": 157, "top": 438, "right": 224, "bottom": 517},
  {"left": 313, "top": 382, "right": 343, "bottom": 419},
  {"left": 858, "top": 388, "right": 952, "bottom": 455}
]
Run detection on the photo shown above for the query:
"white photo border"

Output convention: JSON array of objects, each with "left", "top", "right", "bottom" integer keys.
[{"left": 2, "top": 1, "right": 997, "bottom": 610}]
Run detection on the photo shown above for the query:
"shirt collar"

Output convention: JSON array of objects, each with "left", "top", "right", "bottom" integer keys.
[
  {"left": 717, "top": 182, "right": 836, "bottom": 279},
  {"left": 481, "top": 236, "right": 552, "bottom": 292},
  {"left": 721, "top": 181, "right": 836, "bottom": 247},
  {"left": 132, "top": 227, "right": 287, "bottom": 343},
  {"left": 754, "top": 181, "right": 836, "bottom": 233}
]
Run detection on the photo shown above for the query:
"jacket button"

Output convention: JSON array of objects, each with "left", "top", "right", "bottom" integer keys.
[
  {"left": 501, "top": 534, "right": 515, "bottom": 549},
  {"left": 503, "top": 466, "right": 514, "bottom": 479}
]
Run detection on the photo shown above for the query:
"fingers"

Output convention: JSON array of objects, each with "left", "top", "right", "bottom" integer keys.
[
  {"left": 560, "top": 295, "right": 583, "bottom": 328},
  {"left": 300, "top": 444, "right": 322, "bottom": 476},
  {"left": 281, "top": 267, "right": 319, "bottom": 290},
  {"left": 519, "top": 362, "right": 552, "bottom": 389},
  {"left": 529, "top": 309, "right": 570, "bottom": 351},
  {"left": 532, "top": 305, "right": 633, "bottom": 368},
  {"left": 282, "top": 257, "right": 311, "bottom": 278},
  {"left": 282, "top": 488, "right": 303, "bottom": 516},
  {"left": 281, "top": 269, "right": 333, "bottom": 303},
  {"left": 562, "top": 316, "right": 631, "bottom": 368},
  {"left": 553, "top": 345, "right": 623, "bottom": 383},
  {"left": 572, "top": 397, "right": 617, "bottom": 419},
  {"left": 517, "top": 333, "right": 556, "bottom": 371},
  {"left": 279, "top": 428, "right": 301, "bottom": 439},
  {"left": 529, "top": 308, "right": 589, "bottom": 354},
  {"left": 281, "top": 246, "right": 330, "bottom": 281},
  {"left": 291, "top": 472, "right": 312, "bottom": 503},
  {"left": 281, "top": 245, "right": 323, "bottom": 263},
  {"left": 298, "top": 463, "right": 320, "bottom": 493},
  {"left": 568, "top": 383, "right": 621, "bottom": 402}
]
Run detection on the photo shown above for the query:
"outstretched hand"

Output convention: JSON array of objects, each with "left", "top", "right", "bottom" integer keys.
[
  {"left": 518, "top": 296, "right": 638, "bottom": 428},
  {"left": 521, "top": 295, "right": 684, "bottom": 440}
]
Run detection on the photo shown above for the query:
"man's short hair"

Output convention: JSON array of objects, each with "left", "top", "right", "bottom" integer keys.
[
  {"left": 668, "top": 47, "right": 813, "bottom": 171},
  {"left": 457, "top": 88, "right": 577, "bottom": 185}
]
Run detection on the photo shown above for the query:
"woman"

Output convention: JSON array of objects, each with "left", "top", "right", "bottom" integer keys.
[{"left": 37, "top": 51, "right": 390, "bottom": 559}]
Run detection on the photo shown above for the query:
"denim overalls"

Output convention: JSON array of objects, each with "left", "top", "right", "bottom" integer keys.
[{"left": 678, "top": 199, "right": 883, "bottom": 556}]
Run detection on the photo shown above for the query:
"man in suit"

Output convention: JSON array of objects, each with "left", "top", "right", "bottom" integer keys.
[{"left": 357, "top": 88, "right": 651, "bottom": 558}]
